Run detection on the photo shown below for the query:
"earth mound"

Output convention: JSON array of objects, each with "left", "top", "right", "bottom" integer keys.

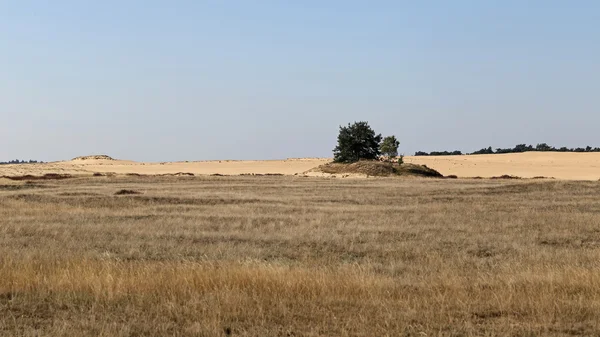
[
  {"left": 309, "top": 161, "right": 443, "bottom": 178},
  {"left": 72, "top": 155, "right": 115, "bottom": 161},
  {"left": 396, "top": 163, "right": 444, "bottom": 177}
]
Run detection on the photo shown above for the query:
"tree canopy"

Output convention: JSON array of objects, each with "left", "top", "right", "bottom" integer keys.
[
  {"left": 380, "top": 136, "right": 400, "bottom": 161},
  {"left": 333, "top": 122, "right": 382, "bottom": 163}
]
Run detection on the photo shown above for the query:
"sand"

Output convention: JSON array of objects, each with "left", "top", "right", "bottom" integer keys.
[
  {"left": 0, "top": 157, "right": 330, "bottom": 177},
  {"left": 1, "top": 152, "right": 599, "bottom": 180},
  {"left": 405, "top": 152, "right": 600, "bottom": 180}
]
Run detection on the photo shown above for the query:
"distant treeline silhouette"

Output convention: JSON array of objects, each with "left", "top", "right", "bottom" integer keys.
[
  {"left": 0, "top": 159, "right": 43, "bottom": 165},
  {"left": 415, "top": 144, "right": 600, "bottom": 156},
  {"left": 414, "top": 150, "right": 464, "bottom": 156}
]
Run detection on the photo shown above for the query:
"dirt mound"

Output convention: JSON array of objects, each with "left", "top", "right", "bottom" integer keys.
[
  {"left": 72, "top": 155, "right": 114, "bottom": 161},
  {"left": 310, "top": 161, "right": 443, "bottom": 178},
  {"left": 318, "top": 161, "right": 396, "bottom": 177},
  {"left": 395, "top": 163, "right": 444, "bottom": 177}
]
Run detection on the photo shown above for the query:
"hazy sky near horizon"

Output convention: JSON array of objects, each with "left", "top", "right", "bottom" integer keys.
[{"left": 2, "top": 1, "right": 599, "bottom": 162}]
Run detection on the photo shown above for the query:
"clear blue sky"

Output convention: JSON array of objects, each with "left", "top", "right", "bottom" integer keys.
[{"left": 2, "top": 1, "right": 599, "bottom": 162}]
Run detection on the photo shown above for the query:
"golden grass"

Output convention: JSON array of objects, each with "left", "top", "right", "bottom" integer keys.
[{"left": 1, "top": 176, "right": 600, "bottom": 336}]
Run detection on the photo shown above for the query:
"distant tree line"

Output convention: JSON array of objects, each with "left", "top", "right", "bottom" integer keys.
[
  {"left": 414, "top": 150, "right": 463, "bottom": 156},
  {"left": 415, "top": 143, "right": 600, "bottom": 156},
  {"left": 0, "top": 159, "right": 43, "bottom": 165}
]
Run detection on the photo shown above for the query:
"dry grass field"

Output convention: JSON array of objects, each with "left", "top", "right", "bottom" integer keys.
[{"left": 1, "top": 175, "right": 600, "bottom": 336}]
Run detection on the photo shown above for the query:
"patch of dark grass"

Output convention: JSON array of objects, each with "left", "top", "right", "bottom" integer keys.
[
  {"left": 0, "top": 184, "right": 45, "bottom": 191},
  {"left": 491, "top": 175, "right": 521, "bottom": 180},
  {"left": 2, "top": 174, "right": 72, "bottom": 181},
  {"left": 115, "top": 189, "right": 142, "bottom": 195},
  {"left": 58, "top": 192, "right": 102, "bottom": 197},
  {"left": 130, "top": 196, "right": 272, "bottom": 206},
  {"left": 158, "top": 172, "right": 195, "bottom": 177},
  {"left": 472, "top": 310, "right": 506, "bottom": 320}
]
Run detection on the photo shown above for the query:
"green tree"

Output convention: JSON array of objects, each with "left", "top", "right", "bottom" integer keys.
[
  {"left": 380, "top": 135, "right": 400, "bottom": 162},
  {"left": 333, "top": 121, "right": 382, "bottom": 163}
]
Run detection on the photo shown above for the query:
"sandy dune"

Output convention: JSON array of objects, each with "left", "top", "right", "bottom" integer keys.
[
  {"left": 0, "top": 157, "right": 330, "bottom": 177},
  {"left": 1, "top": 152, "right": 600, "bottom": 180},
  {"left": 406, "top": 152, "right": 600, "bottom": 180}
]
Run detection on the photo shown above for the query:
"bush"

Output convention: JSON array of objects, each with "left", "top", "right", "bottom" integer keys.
[{"left": 333, "top": 122, "right": 382, "bottom": 163}]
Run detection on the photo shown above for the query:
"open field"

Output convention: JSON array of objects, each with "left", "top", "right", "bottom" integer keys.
[
  {"left": 2, "top": 152, "right": 600, "bottom": 180},
  {"left": 2, "top": 175, "right": 600, "bottom": 336}
]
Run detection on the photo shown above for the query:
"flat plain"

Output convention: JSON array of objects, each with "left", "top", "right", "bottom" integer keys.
[{"left": 2, "top": 175, "right": 600, "bottom": 336}]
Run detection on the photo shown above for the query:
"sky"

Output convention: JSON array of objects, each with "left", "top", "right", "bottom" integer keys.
[{"left": 2, "top": 1, "right": 599, "bottom": 162}]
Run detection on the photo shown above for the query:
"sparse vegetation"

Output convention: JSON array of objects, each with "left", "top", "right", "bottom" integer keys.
[
  {"left": 72, "top": 155, "right": 115, "bottom": 161},
  {"left": 2, "top": 176, "right": 600, "bottom": 335}
]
